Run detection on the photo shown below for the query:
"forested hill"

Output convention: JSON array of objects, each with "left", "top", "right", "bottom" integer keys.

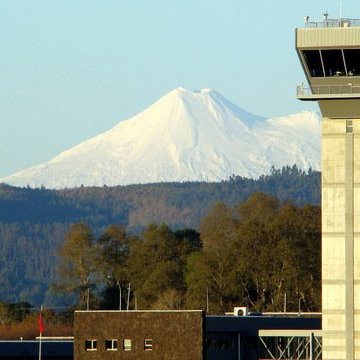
[
  {"left": 0, "top": 166, "right": 320, "bottom": 305},
  {"left": 0, "top": 166, "right": 320, "bottom": 230}
]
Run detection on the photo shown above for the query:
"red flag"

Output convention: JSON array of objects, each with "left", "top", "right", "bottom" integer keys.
[{"left": 38, "top": 313, "right": 44, "bottom": 334}]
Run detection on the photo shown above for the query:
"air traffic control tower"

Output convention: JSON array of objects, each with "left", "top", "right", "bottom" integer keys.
[{"left": 296, "top": 16, "right": 360, "bottom": 359}]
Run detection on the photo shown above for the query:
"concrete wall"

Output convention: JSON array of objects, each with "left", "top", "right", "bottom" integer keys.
[{"left": 322, "top": 118, "right": 360, "bottom": 359}]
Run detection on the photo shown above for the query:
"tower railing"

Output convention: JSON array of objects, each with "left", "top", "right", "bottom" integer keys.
[
  {"left": 297, "top": 84, "right": 360, "bottom": 97},
  {"left": 304, "top": 18, "right": 360, "bottom": 28}
]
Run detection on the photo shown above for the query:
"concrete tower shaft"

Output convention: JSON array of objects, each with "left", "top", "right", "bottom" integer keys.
[{"left": 297, "top": 18, "right": 360, "bottom": 360}]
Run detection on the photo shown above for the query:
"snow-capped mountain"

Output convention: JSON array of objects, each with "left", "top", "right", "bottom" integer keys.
[{"left": 0, "top": 87, "right": 321, "bottom": 189}]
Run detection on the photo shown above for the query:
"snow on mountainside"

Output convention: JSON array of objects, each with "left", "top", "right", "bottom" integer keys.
[{"left": 0, "top": 87, "right": 321, "bottom": 189}]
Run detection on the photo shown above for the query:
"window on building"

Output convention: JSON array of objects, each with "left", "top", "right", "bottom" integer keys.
[
  {"left": 105, "top": 339, "right": 118, "bottom": 351},
  {"left": 123, "top": 339, "right": 132, "bottom": 351},
  {"left": 85, "top": 339, "right": 97, "bottom": 351},
  {"left": 144, "top": 339, "right": 153, "bottom": 351}
]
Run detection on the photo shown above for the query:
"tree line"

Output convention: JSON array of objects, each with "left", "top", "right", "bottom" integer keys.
[
  {"left": 0, "top": 165, "right": 320, "bottom": 230},
  {"left": 54, "top": 192, "right": 321, "bottom": 314}
]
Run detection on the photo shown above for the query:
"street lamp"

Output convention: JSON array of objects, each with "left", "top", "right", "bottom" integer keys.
[{"left": 117, "top": 281, "right": 122, "bottom": 311}]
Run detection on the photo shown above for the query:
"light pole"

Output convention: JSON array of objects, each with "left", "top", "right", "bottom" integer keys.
[
  {"left": 127, "top": 283, "right": 131, "bottom": 311},
  {"left": 86, "top": 287, "right": 90, "bottom": 311},
  {"left": 206, "top": 286, "right": 209, "bottom": 313},
  {"left": 117, "top": 281, "right": 122, "bottom": 310}
]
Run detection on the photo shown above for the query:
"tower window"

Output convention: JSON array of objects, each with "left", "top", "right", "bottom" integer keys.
[
  {"left": 302, "top": 49, "right": 360, "bottom": 77},
  {"left": 344, "top": 49, "right": 360, "bottom": 76},
  {"left": 302, "top": 50, "right": 323, "bottom": 77},
  {"left": 321, "top": 50, "right": 345, "bottom": 76}
]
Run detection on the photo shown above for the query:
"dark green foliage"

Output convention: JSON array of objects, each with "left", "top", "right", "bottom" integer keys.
[
  {"left": 97, "top": 225, "right": 130, "bottom": 285},
  {"left": 185, "top": 194, "right": 321, "bottom": 313},
  {"left": 53, "top": 196, "right": 320, "bottom": 314},
  {"left": 0, "top": 167, "right": 320, "bottom": 306},
  {"left": 0, "top": 166, "right": 319, "bottom": 230},
  {"left": 97, "top": 225, "right": 131, "bottom": 310},
  {"left": 99, "top": 286, "right": 122, "bottom": 310},
  {"left": 126, "top": 224, "right": 185, "bottom": 309},
  {"left": 0, "top": 222, "right": 70, "bottom": 305}
]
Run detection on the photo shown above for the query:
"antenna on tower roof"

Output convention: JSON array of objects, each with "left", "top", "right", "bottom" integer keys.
[{"left": 340, "top": 0, "right": 343, "bottom": 19}]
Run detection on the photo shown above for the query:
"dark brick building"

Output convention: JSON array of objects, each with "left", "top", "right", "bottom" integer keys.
[{"left": 74, "top": 310, "right": 204, "bottom": 360}]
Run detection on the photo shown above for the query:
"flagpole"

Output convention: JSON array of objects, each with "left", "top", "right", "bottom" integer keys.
[
  {"left": 38, "top": 330, "right": 42, "bottom": 360},
  {"left": 38, "top": 305, "right": 43, "bottom": 360}
]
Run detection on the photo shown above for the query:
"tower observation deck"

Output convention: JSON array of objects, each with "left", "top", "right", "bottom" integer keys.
[
  {"left": 297, "top": 17, "right": 360, "bottom": 116},
  {"left": 296, "top": 16, "right": 360, "bottom": 360}
]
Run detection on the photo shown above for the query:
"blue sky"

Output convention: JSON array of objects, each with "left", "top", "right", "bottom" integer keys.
[{"left": 1, "top": 0, "right": 359, "bottom": 177}]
